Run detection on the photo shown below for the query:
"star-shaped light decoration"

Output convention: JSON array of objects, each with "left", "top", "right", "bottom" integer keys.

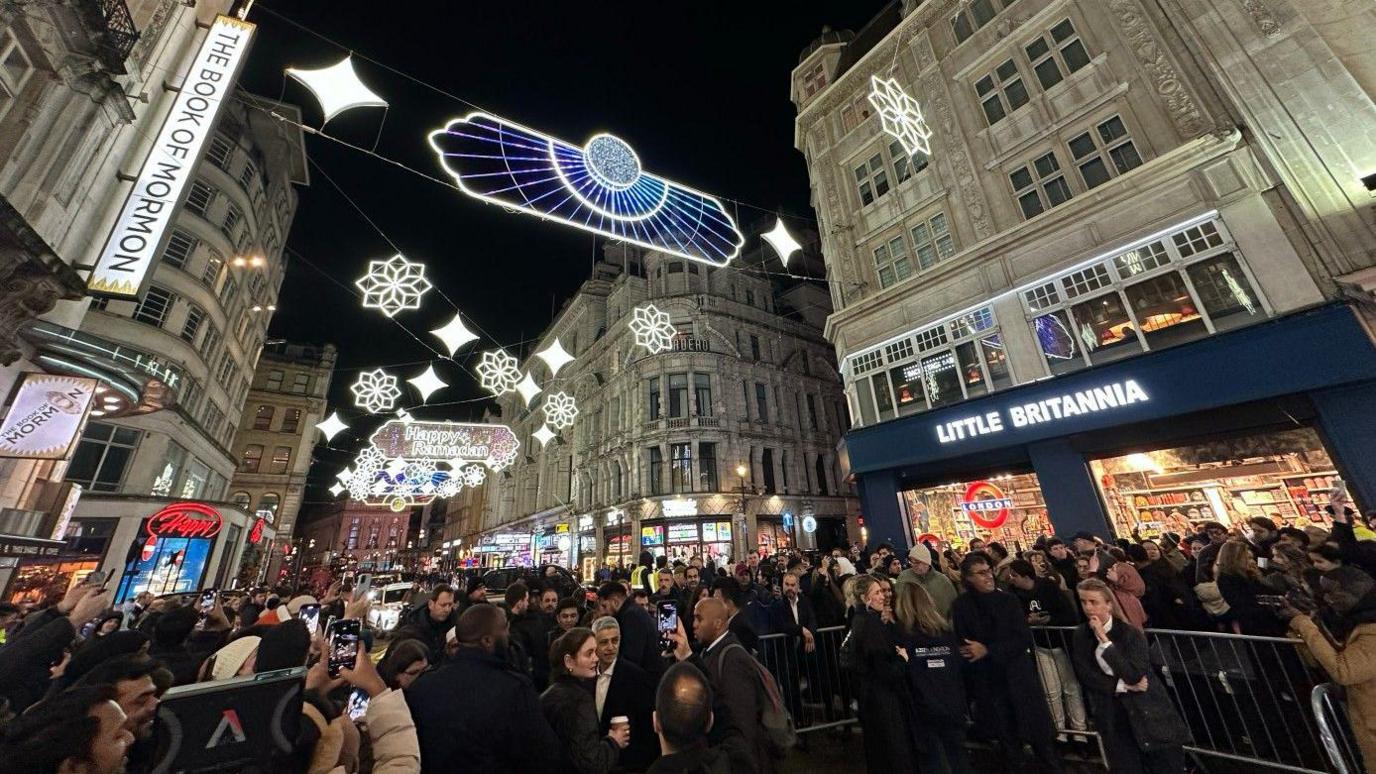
[
  {"left": 408, "top": 364, "right": 448, "bottom": 402},
  {"left": 515, "top": 372, "right": 542, "bottom": 406},
  {"left": 396, "top": 408, "right": 415, "bottom": 424},
  {"left": 461, "top": 465, "right": 487, "bottom": 488},
  {"left": 629, "top": 304, "right": 677, "bottom": 354},
  {"left": 355, "top": 254, "right": 433, "bottom": 318},
  {"left": 476, "top": 349, "right": 521, "bottom": 396},
  {"left": 336, "top": 467, "right": 353, "bottom": 484},
  {"left": 532, "top": 424, "right": 557, "bottom": 448},
  {"left": 868, "top": 75, "right": 933, "bottom": 157},
  {"left": 351, "top": 368, "right": 402, "bottom": 413},
  {"left": 328, "top": 482, "right": 346, "bottom": 497},
  {"left": 535, "top": 338, "right": 575, "bottom": 377},
  {"left": 762, "top": 218, "right": 803, "bottom": 268},
  {"left": 316, "top": 411, "right": 350, "bottom": 441},
  {"left": 543, "top": 391, "right": 579, "bottom": 430},
  {"left": 430, "top": 312, "right": 479, "bottom": 355},
  {"left": 286, "top": 55, "right": 388, "bottom": 124}
]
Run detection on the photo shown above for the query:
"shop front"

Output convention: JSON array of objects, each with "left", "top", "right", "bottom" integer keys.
[
  {"left": 3, "top": 517, "right": 117, "bottom": 604},
  {"left": 848, "top": 304, "right": 1376, "bottom": 548},
  {"left": 604, "top": 509, "right": 631, "bottom": 568},
  {"left": 111, "top": 500, "right": 267, "bottom": 603},
  {"left": 642, "top": 518, "right": 733, "bottom": 565},
  {"left": 535, "top": 524, "right": 571, "bottom": 568},
  {"left": 476, "top": 531, "right": 533, "bottom": 568}
]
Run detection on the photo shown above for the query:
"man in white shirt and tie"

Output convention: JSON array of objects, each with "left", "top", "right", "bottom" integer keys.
[{"left": 592, "top": 616, "right": 655, "bottom": 769}]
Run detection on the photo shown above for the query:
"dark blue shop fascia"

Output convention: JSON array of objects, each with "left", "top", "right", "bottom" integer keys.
[{"left": 847, "top": 303, "right": 1376, "bottom": 548}]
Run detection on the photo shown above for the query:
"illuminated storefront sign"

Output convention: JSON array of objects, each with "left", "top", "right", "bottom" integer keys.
[
  {"left": 369, "top": 420, "right": 519, "bottom": 470},
  {"left": 661, "top": 498, "right": 697, "bottom": 518},
  {"left": 961, "top": 481, "right": 1013, "bottom": 529},
  {"left": 248, "top": 517, "right": 266, "bottom": 544},
  {"left": 801, "top": 515, "right": 818, "bottom": 534},
  {"left": 147, "top": 502, "right": 223, "bottom": 539},
  {"left": 88, "top": 16, "right": 256, "bottom": 297},
  {"left": 0, "top": 374, "right": 98, "bottom": 459},
  {"left": 935, "top": 379, "right": 1150, "bottom": 444}
]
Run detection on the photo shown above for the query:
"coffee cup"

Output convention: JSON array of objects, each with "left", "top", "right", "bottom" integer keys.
[{"left": 610, "top": 715, "right": 630, "bottom": 734}]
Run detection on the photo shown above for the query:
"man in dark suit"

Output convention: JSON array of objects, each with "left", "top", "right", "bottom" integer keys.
[
  {"left": 669, "top": 597, "right": 771, "bottom": 773},
  {"left": 767, "top": 571, "right": 817, "bottom": 720},
  {"left": 592, "top": 616, "right": 657, "bottom": 770},
  {"left": 598, "top": 581, "right": 663, "bottom": 681},
  {"left": 711, "top": 577, "right": 760, "bottom": 653}
]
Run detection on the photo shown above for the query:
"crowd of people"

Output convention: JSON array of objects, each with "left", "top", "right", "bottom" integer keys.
[{"left": 1, "top": 491, "right": 1374, "bottom": 773}]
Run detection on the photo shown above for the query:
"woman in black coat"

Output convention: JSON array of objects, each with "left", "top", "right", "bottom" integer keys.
[
  {"left": 540, "top": 628, "right": 628, "bottom": 774},
  {"left": 844, "top": 574, "right": 920, "bottom": 773},
  {"left": 1072, "top": 578, "right": 1189, "bottom": 774},
  {"left": 893, "top": 581, "right": 973, "bottom": 774}
]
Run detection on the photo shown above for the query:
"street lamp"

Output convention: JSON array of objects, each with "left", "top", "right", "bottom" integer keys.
[{"left": 734, "top": 463, "right": 754, "bottom": 561}]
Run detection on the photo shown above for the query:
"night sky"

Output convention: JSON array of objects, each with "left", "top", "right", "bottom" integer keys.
[{"left": 236, "top": 1, "right": 886, "bottom": 511}]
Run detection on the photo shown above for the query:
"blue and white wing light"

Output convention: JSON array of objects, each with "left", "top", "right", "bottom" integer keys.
[{"left": 428, "top": 113, "right": 744, "bottom": 267}]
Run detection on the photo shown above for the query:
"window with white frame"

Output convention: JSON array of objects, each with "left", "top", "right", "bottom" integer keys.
[
  {"left": 206, "top": 135, "right": 234, "bottom": 170},
  {"left": 238, "top": 160, "right": 257, "bottom": 192},
  {"left": 202, "top": 250, "right": 224, "bottom": 287},
  {"left": 132, "top": 286, "right": 174, "bottom": 327},
  {"left": 872, "top": 234, "right": 912, "bottom": 289},
  {"left": 180, "top": 304, "right": 205, "bottom": 343},
  {"left": 1024, "top": 18, "right": 1092, "bottom": 91},
  {"left": 186, "top": 180, "right": 215, "bottom": 217},
  {"left": 1026, "top": 217, "right": 1267, "bottom": 375},
  {"left": 853, "top": 153, "right": 890, "bottom": 207},
  {"left": 0, "top": 31, "right": 35, "bottom": 121},
  {"left": 840, "top": 93, "right": 873, "bottom": 132},
  {"left": 885, "top": 339, "right": 914, "bottom": 362},
  {"left": 801, "top": 62, "right": 827, "bottom": 100},
  {"left": 66, "top": 423, "right": 141, "bottom": 492},
  {"left": 1068, "top": 115, "right": 1143, "bottom": 189},
  {"left": 162, "top": 230, "right": 197, "bottom": 270},
  {"left": 952, "top": 0, "right": 1018, "bottom": 44},
  {"left": 976, "top": 59, "right": 1029, "bottom": 126},
  {"left": 910, "top": 212, "right": 956, "bottom": 270},
  {"left": 221, "top": 202, "right": 243, "bottom": 242},
  {"left": 1010, "top": 151, "right": 1072, "bottom": 219}
]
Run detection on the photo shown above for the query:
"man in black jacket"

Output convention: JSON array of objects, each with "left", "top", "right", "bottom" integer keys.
[
  {"left": 711, "top": 578, "right": 760, "bottom": 653},
  {"left": 393, "top": 584, "right": 457, "bottom": 663},
  {"left": 598, "top": 581, "right": 663, "bottom": 680},
  {"left": 768, "top": 571, "right": 817, "bottom": 719},
  {"left": 668, "top": 597, "right": 767, "bottom": 773},
  {"left": 648, "top": 662, "right": 733, "bottom": 773},
  {"left": 592, "top": 616, "right": 657, "bottom": 770},
  {"left": 1007, "top": 559, "right": 1088, "bottom": 742},
  {"left": 407, "top": 604, "right": 563, "bottom": 772},
  {"left": 953, "top": 554, "right": 1062, "bottom": 773}
]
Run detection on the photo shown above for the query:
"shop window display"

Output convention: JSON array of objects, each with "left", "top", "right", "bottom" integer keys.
[
  {"left": 1092, "top": 427, "right": 1348, "bottom": 538},
  {"left": 899, "top": 473, "right": 1051, "bottom": 550}
]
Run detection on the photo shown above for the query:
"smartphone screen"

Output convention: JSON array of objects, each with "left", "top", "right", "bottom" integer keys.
[
  {"left": 354, "top": 573, "right": 373, "bottom": 602},
  {"left": 200, "top": 589, "right": 217, "bottom": 614},
  {"left": 345, "top": 687, "right": 371, "bottom": 722},
  {"left": 298, "top": 604, "right": 322, "bottom": 637},
  {"left": 328, "top": 618, "right": 361, "bottom": 677},
  {"left": 655, "top": 600, "right": 678, "bottom": 652},
  {"left": 84, "top": 570, "right": 107, "bottom": 587}
]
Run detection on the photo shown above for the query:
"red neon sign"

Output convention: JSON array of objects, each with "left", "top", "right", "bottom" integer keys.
[
  {"left": 147, "top": 502, "right": 223, "bottom": 540},
  {"left": 961, "top": 481, "right": 1013, "bottom": 530},
  {"left": 248, "top": 517, "right": 265, "bottom": 544}
]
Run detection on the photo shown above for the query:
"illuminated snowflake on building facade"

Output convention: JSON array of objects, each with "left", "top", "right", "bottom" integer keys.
[
  {"left": 350, "top": 368, "right": 402, "bottom": 413},
  {"left": 868, "top": 76, "right": 933, "bottom": 157},
  {"left": 355, "top": 254, "right": 433, "bottom": 317},
  {"left": 543, "top": 391, "right": 579, "bottom": 430},
  {"left": 629, "top": 304, "right": 676, "bottom": 354},
  {"left": 476, "top": 349, "right": 521, "bottom": 396}
]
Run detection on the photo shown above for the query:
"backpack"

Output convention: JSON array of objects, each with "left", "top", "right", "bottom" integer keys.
[{"left": 715, "top": 642, "right": 798, "bottom": 756}]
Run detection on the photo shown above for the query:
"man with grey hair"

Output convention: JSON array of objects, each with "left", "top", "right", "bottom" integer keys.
[{"left": 593, "top": 615, "right": 657, "bottom": 769}]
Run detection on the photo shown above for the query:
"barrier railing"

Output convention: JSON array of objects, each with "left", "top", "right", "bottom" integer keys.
[
  {"left": 1313, "top": 682, "right": 1365, "bottom": 774},
  {"left": 754, "top": 626, "right": 858, "bottom": 733}
]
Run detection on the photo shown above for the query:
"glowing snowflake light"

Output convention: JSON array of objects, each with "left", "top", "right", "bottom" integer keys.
[
  {"left": 543, "top": 391, "right": 579, "bottom": 430},
  {"left": 351, "top": 368, "right": 402, "bottom": 413},
  {"left": 408, "top": 364, "right": 448, "bottom": 402},
  {"left": 430, "top": 312, "right": 479, "bottom": 355},
  {"left": 403, "top": 460, "right": 437, "bottom": 486},
  {"left": 316, "top": 411, "right": 349, "bottom": 441},
  {"left": 461, "top": 465, "right": 487, "bottom": 488},
  {"left": 435, "top": 479, "right": 460, "bottom": 498},
  {"left": 762, "top": 218, "right": 803, "bottom": 268},
  {"left": 515, "top": 372, "right": 542, "bottom": 406},
  {"left": 355, "top": 254, "right": 433, "bottom": 317},
  {"left": 535, "top": 338, "right": 575, "bottom": 377},
  {"left": 476, "top": 350, "right": 521, "bottom": 396},
  {"left": 429, "top": 113, "right": 744, "bottom": 267},
  {"left": 285, "top": 55, "right": 388, "bottom": 123},
  {"left": 629, "top": 304, "right": 676, "bottom": 354},
  {"left": 356, "top": 446, "right": 387, "bottom": 471},
  {"left": 868, "top": 76, "right": 933, "bottom": 157},
  {"left": 532, "top": 424, "right": 557, "bottom": 448}
]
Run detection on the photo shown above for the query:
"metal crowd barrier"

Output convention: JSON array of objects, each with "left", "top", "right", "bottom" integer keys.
[
  {"left": 754, "top": 626, "right": 859, "bottom": 733},
  {"left": 1032, "top": 625, "right": 1366, "bottom": 773}
]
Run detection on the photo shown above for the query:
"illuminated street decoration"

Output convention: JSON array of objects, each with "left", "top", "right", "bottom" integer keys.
[
  {"left": 430, "top": 312, "right": 479, "bottom": 355},
  {"left": 761, "top": 218, "right": 803, "bottom": 268},
  {"left": 543, "top": 391, "right": 579, "bottom": 430},
  {"left": 355, "top": 254, "right": 433, "bottom": 317},
  {"left": 515, "top": 372, "right": 542, "bottom": 406},
  {"left": 286, "top": 55, "right": 388, "bottom": 123},
  {"left": 396, "top": 408, "right": 415, "bottom": 424},
  {"left": 532, "top": 424, "right": 557, "bottom": 448},
  {"left": 629, "top": 304, "right": 676, "bottom": 354},
  {"left": 316, "top": 411, "right": 350, "bottom": 441},
  {"left": 461, "top": 465, "right": 487, "bottom": 488},
  {"left": 868, "top": 76, "right": 933, "bottom": 157},
  {"left": 328, "top": 482, "right": 346, "bottom": 497},
  {"left": 369, "top": 420, "right": 520, "bottom": 471},
  {"left": 476, "top": 350, "right": 521, "bottom": 396},
  {"left": 435, "top": 479, "right": 460, "bottom": 498},
  {"left": 350, "top": 368, "right": 402, "bottom": 413},
  {"left": 535, "top": 338, "right": 575, "bottom": 377},
  {"left": 429, "top": 113, "right": 744, "bottom": 266},
  {"left": 407, "top": 364, "right": 448, "bottom": 402}
]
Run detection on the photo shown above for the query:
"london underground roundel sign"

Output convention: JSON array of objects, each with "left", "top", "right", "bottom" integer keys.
[
  {"left": 147, "top": 502, "right": 223, "bottom": 540},
  {"left": 961, "top": 481, "right": 1014, "bottom": 530}
]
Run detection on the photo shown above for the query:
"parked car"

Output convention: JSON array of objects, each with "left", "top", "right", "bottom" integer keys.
[
  {"left": 481, "top": 565, "right": 593, "bottom": 608},
  {"left": 368, "top": 582, "right": 417, "bottom": 632}
]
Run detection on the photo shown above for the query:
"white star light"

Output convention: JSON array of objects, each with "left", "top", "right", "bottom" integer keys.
[
  {"left": 355, "top": 254, "right": 433, "bottom": 317},
  {"left": 476, "top": 350, "right": 521, "bottom": 396},
  {"left": 430, "top": 312, "right": 479, "bottom": 355},
  {"left": 408, "top": 365, "right": 448, "bottom": 402},
  {"left": 286, "top": 55, "right": 388, "bottom": 123},
  {"left": 515, "top": 372, "right": 543, "bottom": 406},
  {"left": 316, "top": 411, "right": 349, "bottom": 441},
  {"left": 535, "top": 338, "right": 576, "bottom": 377},
  {"left": 762, "top": 218, "right": 803, "bottom": 268},
  {"left": 532, "top": 424, "right": 557, "bottom": 448},
  {"left": 868, "top": 76, "right": 933, "bottom": 157},
  {"left": 351, "top": 368, "right": 402, "bottom": 413},
  {"left": 328, "top": 482, "right": 346, "bottom": 497},
  {"left": 461, "top": 465, "right": 487, "bottom": 488},
  {"left": 543, "top": 391, "right": 579, "bottom": 430},
  {"left": 396, "top": 408, "right": 415, "bottom": 424},
  {"left": 336, "top": 467, "right": 353, "bottom": 484},
  {"left": 629, "top": 304, "right": 677, "bottom": 354}
]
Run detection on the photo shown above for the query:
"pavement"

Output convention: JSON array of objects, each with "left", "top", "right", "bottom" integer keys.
[{"left": 779, "top": 726, "right": 1110, "bottom": 773}]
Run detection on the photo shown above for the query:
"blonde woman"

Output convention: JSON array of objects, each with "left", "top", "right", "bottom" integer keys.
[
  {"left": 1073, "top": 578, "right": 1189, "bottom": 773},
  {"left": 844, "top": 574, "right": 920, "bottom": 771},
  {"left": 1216, "top": 539, "right": 1286, "bottom": 636},
  {"left": 893, "top": 582, "right": 973, "bottom": 774}
]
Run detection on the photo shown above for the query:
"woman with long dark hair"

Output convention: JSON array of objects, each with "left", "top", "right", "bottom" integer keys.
[
  {"left": 376, "top": 637, "right": 430, "bottom": 691},
  {"left": 1072, "top": 578, "right": 1188, "bottom": 773},
  {"left": 843, "top": 574, "right": 920, "bottom": 772},
  {"left": 540, "top": 627, "right": 627, "bottom": 773}
]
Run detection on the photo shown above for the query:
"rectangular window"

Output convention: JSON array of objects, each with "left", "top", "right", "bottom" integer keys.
[
  {"left": 1069, "top": 115, "right": 1142, "bottom": 190},
  {"left": 648, "top": 446, "right": 664, "bottom": 495},
  {"left": 180, "top": 305, "right": 204, "bottom": 343},
  {"left": 853, "top": 153, "right": 890, "bottom": 207},
  {"left": 911, "top": 212, "right": 956, "bottom": 270},
  {"left": 66, "top": 423, "right": 140, "bottom": 492},
  {"left": 1068, "top": 292, "right": 1143, "bottom": 365},
  {"left": 265, "top": 370, "right": 284, "bottom": 392},
  {"left": 291, "top": 373, "right": 310, "bottom": 394},
  {"left": 1186, "top": 252, "right": 1264, "bottom": 332},
  {"left": 670, "top": 443, "right": 693, "bottom": 493},
  {"left": 741, "top": 382, "right": 750, "bottom": 419},
  {"left": 1025, "top": 18, "right": 1091, "bottom": 93},
  {"left": 871, "top": 372, "right": 895, "bottom": 418},
  {"left": 873, "top": 234, "right": 913, "bottom": 289},
  {"left": 749, "top": 335, "right": 761, "bottom": 361},
  {"left": 281, "top": 408, "right": 301, "bottom": 433},
  {"left": 647, "top": 377, "right": 661, "bottom": 420},
  {"left": 806, "top": 394, "right": 819, "bottom": 429},
  {"left": 693, "top": 374, "right": 712, "bottom": 416},
  {"left": 132, "top": 286, "right": 174, "bottom": 328},
  {"left": 980, "top": 334, "right": 1014, "bottom": 389},
  {"left": 206, "top": 134, "right": 234, "bottom": 170},
  {"left": 269, "top": 446, "right": 291, "bottom": 474},
  {"left": 745, "top": 289, "right": 756, "bottom": 307},
  {"left": 221, "top": 202, "right": 243, "bottom": 242},
  {"left": 754, "top": 383, "right": 769, "bottom": 422},
  {"left": 921, "top": 351, "right": 962, "bottom": 408},
  {"left": 976, "top": 59, "right": 1029, "bottom": 126},
  {"left": 163, "top": 230, "right": 197, "bottom": 269},
  {"left": 239, "top": 160, "right": 257, "bottom": 191},
  {"left": 253, "top": 404, "right": 274, "bottom": 430},
  {"left": 186, "top": 180, "right": 215, "bottom": 217},
  {"left": 240, "top": 443, "right": 263, "bottom": 472},
  {"left": 802, "top": 63, "right": 827, "bottom": 99},
  {"left": 699, "top": 442, "right": 718, "bottom": 491},
  {"left": 668, "top": 373, "right": 688, "bottom": 418},
  {"left": 1010, "top": 151, "right": 1072, "bottom": 219},
  {"left": 1124, "top": 272, "right": 1209, "bottom": 350},
  {"left": 761, "top": 448, "right": 777, "bottom": 494}
]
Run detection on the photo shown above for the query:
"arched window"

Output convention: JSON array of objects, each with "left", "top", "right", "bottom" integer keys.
[
  {"left": 231, "top": 491, "right": 251, "bottom": 510},
  {"left": 256, "top": 492, "right": 280, "bottom": 517}
]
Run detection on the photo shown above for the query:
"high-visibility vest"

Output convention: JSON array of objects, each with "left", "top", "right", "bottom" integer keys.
[{"left": 631, "top": 565, "right": 647, "bottom": 592}]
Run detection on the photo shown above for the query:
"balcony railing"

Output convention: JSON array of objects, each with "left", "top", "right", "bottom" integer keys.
[{"left": 97, "top": 0, "right": 140, "bottom": 72}]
